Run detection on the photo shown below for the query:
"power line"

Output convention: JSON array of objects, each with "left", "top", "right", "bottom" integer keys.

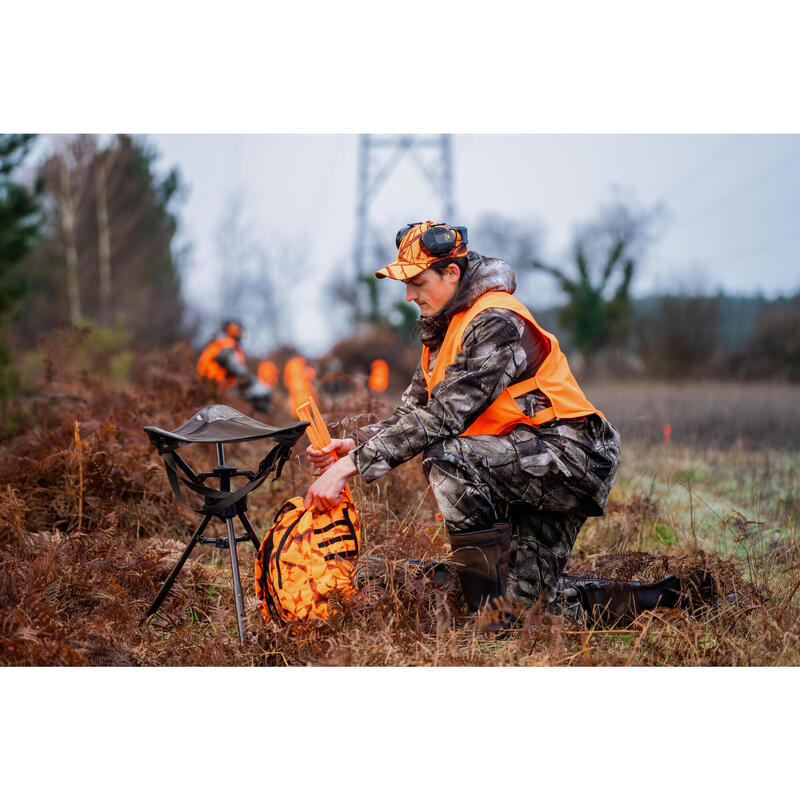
[
  {"left": 716, "top": 222, "right": 800, "bottom": 263},
  {"left": 660, "top": 136, "right": 740, "bottom": 202},
  {"left": 672, "top": 142, "right": 800, "bottom": 230}
]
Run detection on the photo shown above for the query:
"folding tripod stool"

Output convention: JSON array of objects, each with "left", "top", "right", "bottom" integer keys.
[{"left": 143, "top": 404, "right": 308, "bottom": 644}]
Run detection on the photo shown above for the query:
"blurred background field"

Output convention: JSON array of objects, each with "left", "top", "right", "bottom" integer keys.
[
  {"left": 587, "top": 380, "right": 800, "bottom": 450},
  {"left": 1, "top": 133, "right": 798, "bottom": 666}
]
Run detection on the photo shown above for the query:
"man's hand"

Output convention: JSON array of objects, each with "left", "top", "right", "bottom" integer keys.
[
  {"left": 306, "top": 437, "right": 356, "bottom": 475},
  {"left": 304, "top": 453, "right": 359, "bottom": 512}
]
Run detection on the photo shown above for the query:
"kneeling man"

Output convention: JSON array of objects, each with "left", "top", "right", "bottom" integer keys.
[{"left": 305, "top": 221, "right": 621, "bottom": 618}]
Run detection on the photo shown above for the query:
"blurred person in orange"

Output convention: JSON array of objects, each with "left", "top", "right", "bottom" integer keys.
[
  {"left": 258, "top": 360, "right": 279, "bottom": 388},
  {"left": 284, "top": 356, "right": 317, "bottom": 417},
  {"left": 197, "top": 320, "right": 272, "bottom": 412},
  {"left": 368, "top": 359, "right": 389, "bottom": 392},
  {"left": 197, "top": 320, "right": 246, "bottom": 386}
]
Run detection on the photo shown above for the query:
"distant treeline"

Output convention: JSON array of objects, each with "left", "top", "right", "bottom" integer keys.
[
  {"left": 534, "top": 291, "right": 800, "bottom": 381},
  {"left": 324, "top": 290, "right": 800, "bottom": 389}
]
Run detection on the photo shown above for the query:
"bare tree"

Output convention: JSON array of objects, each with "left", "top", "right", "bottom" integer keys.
[
  {"left": 473, "top": 212, "right": 544, "bottom": 269},
  {"left": 57, "top": 146, "right": 81, "bottom": 324},
  {"left": 94, "top": 145, "right": 114, "bottom": 317},
  {"left": 327, "top": 229, "right": 398, "bottom": 333},
  {"left": 214, "top": 193, "right": 291, "bottom": 352}
]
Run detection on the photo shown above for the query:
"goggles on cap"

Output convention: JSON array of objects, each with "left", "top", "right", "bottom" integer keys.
[{"left": 395, "top": 222, "right": 468, "bottom": 258}]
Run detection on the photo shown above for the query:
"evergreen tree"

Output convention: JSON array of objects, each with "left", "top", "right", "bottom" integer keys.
[
  {"left": 0, "top": 134, "right": 41, "bottom": 323},
  {"left": 532, "top": 200, "right": 660, "bottom": 366},
  {"left": 0, "top": 134, "right": 42, "bottom": 405}
]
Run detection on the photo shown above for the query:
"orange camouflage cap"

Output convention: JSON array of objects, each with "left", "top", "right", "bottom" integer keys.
[{"left": 375, "top": 221, "right": 469, "bottom": 281}]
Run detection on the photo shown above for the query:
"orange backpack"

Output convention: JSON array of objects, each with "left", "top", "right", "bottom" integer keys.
[{"left": 254, "top": 495, "right": 361, "bottom": 625}]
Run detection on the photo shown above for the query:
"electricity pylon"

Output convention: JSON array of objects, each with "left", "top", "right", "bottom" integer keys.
[{"left": 352, "top": 134, "right": 455, "bottom": 279}]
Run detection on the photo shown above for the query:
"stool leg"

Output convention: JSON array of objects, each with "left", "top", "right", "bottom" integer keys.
[
  {"left": 237, "top": 510, "right": 262, "bottom": 552},
  {"left": 146, "top": 515, "right": 213, "bottom": 620},
  {"left": 226, "top": 516, "right": 247, "bottom": 644}
]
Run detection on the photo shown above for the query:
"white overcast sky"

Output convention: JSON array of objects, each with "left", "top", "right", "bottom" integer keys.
[{"left": 149, "top": 133, "right": 800, "bottom": 353}]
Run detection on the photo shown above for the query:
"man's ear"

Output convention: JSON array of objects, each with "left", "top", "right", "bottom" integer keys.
[{"left": 446, "top": 262, "right": 461, "bottom": 283}]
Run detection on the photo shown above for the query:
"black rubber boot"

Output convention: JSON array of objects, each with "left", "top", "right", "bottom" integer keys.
[{"left": 448, "top": 521, "right": 514, "bottom": 623}]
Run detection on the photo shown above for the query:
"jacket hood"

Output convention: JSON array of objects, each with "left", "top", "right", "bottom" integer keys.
[{"left": 417, "top": 251, "right": 517, "bottom": 347}]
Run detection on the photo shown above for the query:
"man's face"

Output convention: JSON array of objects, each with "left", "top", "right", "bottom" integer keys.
[{"left": 403, "top": 264, "right": 460, "bottom": 316}]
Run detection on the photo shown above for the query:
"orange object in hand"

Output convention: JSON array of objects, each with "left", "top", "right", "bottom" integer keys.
[
  {"left": 369, "top": 359, "right": 389, "bottom": 392},
  {"left": 297, "top": 397, "right": 352, "bottom": 503},
  {"left": 297, "top": 397, "right": 332, "bottom": 451}
]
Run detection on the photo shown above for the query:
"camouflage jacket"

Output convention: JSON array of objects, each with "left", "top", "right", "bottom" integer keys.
[{"left": 351, "top": 252, "right": 565, "bottom": 483}]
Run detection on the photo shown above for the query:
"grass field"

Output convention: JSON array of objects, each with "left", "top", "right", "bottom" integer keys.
[{"left": 1, "top": 345, "right": 798, "bottom": 666}]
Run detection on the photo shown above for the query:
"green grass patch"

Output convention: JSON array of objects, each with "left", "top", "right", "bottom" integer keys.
[{"left": 653, "top": 522, "right": 676, "bottom": 546}]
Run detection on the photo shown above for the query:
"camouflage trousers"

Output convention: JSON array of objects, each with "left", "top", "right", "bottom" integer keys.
[{"left": 422, "top": 414, "right": 621, "bottom": 607}]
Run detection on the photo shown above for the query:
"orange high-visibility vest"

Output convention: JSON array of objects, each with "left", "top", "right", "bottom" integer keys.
[
  {"left": 421, "top": 291, "right": 602, "bottom": 436},
  {"left": 197, "top": 336, "right": 245, "bottom": 387}
]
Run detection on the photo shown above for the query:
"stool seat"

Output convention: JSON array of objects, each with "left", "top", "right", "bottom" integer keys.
[{"left": 144, "top": 404, "right": 308, "bottom": 453}]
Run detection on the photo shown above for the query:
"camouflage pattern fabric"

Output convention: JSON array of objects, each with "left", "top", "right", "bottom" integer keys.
[
  {"left": 351, "top": 308, "right": 553, "bottom": 481},
  {"left": 509, "top": 510, "right": 588, "bottom": 611},
  {"left": 421, "top": 414, "right": 620, "bottom": 605}
]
